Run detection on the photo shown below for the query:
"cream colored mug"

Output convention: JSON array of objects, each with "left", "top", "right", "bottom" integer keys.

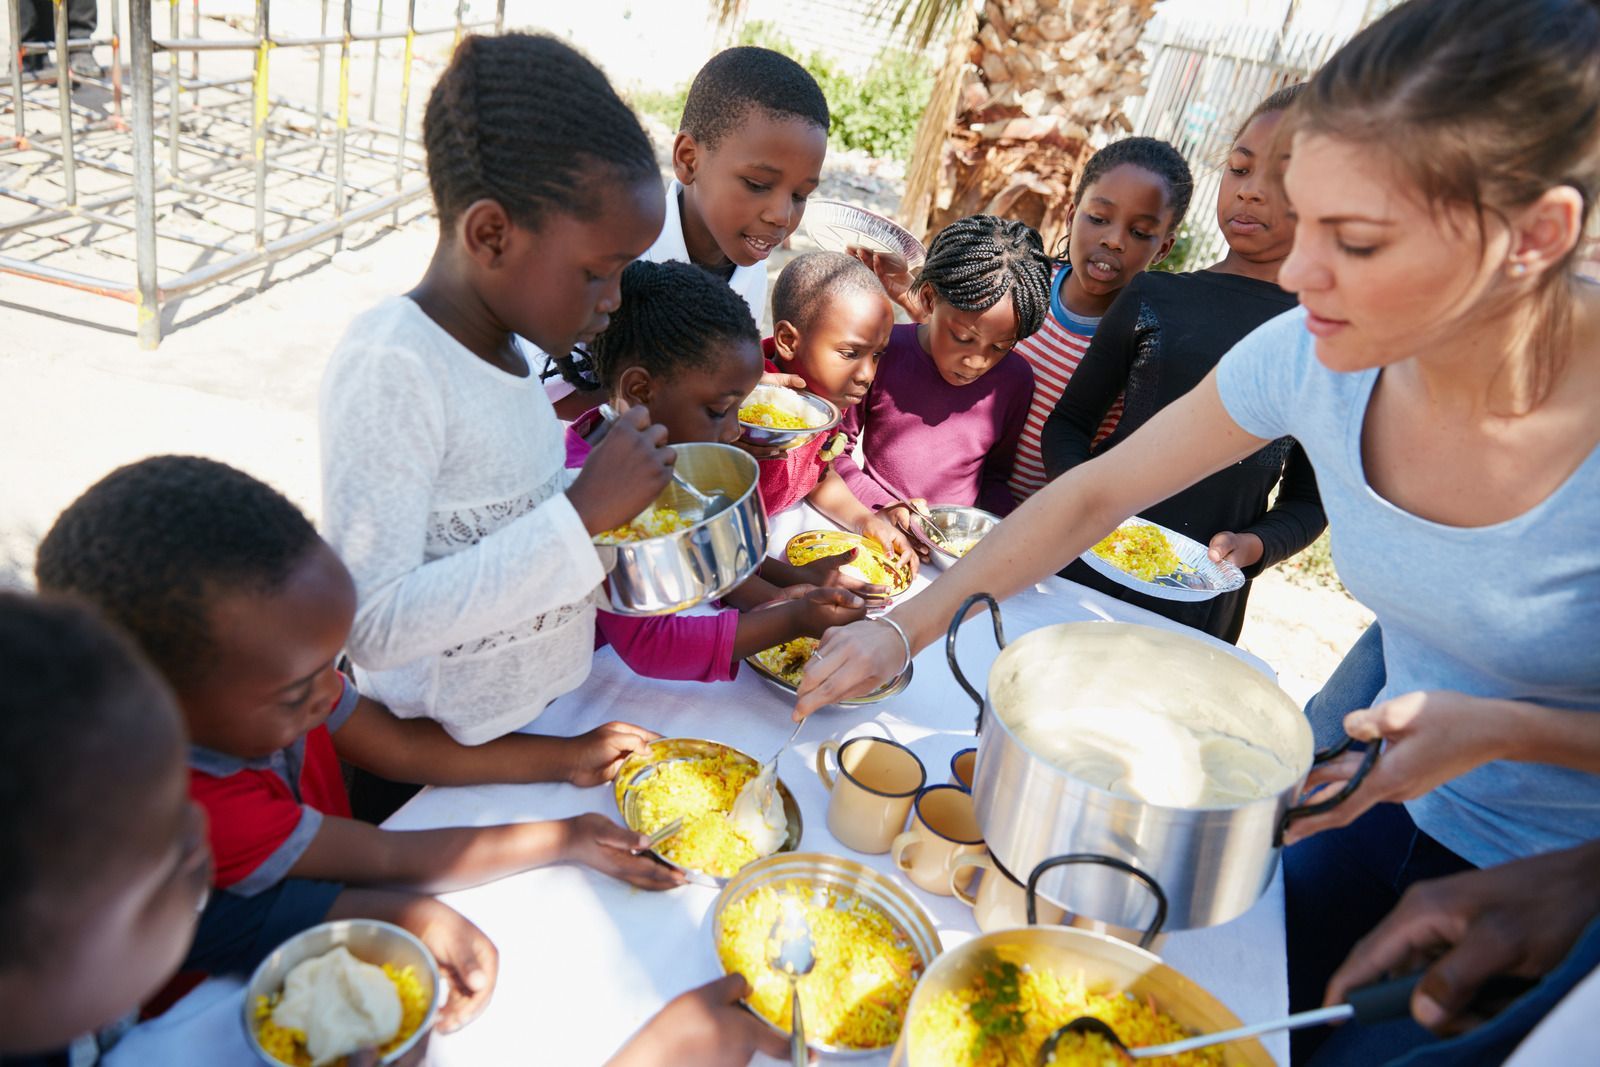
[
  {"left": 949, "top": 852, "right": 1068, "bottom": 932},
  {"left": 890, "top": 784, "right": 985, "bottom": 896},
  {"left": 815, "top": 736, "right": 926, "bottom": 855},
  {"left": 948, "top": 747, "right": 977, "bottom": 791}
]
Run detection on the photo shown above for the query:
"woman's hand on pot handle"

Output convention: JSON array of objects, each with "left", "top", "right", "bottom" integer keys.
[
  {"left": 1282, "top": 690, "right": 1509, "bottom": 845},
  {"left": 793, "top": 618, "right": 906, "bottom": 721}
]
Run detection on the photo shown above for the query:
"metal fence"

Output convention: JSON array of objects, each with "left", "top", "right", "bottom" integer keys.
[
  {"left": 2, "top": 1, "right": 502, "bottom": 347},
  {"left": 1127, "top": 16, "right": 1348, "bottom": 272}
]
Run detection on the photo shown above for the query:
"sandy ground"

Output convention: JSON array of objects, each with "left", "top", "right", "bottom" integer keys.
[{"left": 0, "top": 2, "right": 1372, "bottom": 704}]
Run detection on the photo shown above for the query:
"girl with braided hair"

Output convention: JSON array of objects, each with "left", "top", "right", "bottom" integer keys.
[
  {"left": 564, "top": 260, "right": 868, "bottom": 683},
  {"left": 320, "top": 33, "right": 681, "bottom": 751},
  {"left": 832, "top": 215, "right": 1048, "bottom": 536}
]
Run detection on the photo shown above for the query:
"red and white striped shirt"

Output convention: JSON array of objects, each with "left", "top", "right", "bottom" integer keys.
[{"left": 1008, "top": 267, "right": 1122, "bottom": 503}]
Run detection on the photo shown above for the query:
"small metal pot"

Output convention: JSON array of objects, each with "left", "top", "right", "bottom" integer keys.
[
  {"left": 596, "top": 443, "right": 767, "bottom": 616},
  {"left": 243, "top": 919, "right": 441, "bottom": 1066},
  {"left": 947, "top": 594, "right": 1378, "bottom": 931}
]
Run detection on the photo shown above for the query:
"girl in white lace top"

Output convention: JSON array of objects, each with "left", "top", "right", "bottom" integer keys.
[{"left": 320, "top": 35, "right": 675, "bottom": 749}]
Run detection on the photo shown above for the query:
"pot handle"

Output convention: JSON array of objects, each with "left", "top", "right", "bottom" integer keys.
[
  {"left": 1024, "top": 854, "right": 1169, "bottom": 950},
  {"left": 944, "top": 593, "right": 1006, "bottom": 735},
  {"left": 1275, "top": 740, "right": 1383, "bottom": 846}
]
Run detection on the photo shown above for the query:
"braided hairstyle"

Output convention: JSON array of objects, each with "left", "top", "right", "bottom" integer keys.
[
  {"left": 1073, "top": 136, "right": 1195, "bottom": 232},
  {"left": 680, "top": 46, "right": 830, "bottom": 149},
  {"left": 0, "top": 593, "right": 184, "bottom": 968},
  {"left": 772, "top": 251, "right": 887, "bottom": 330},
  {"left": 35, "top": 456, "right": 322, "bottom": 688},
  {"left": 588, "top": 260, "right": 761, "bottom": 390},
  {"left": 912, "top": 216, "right": 1055, "bottom": 341},
  {"left": 422, "top": 33, "right": 658, "bottom": 231}
]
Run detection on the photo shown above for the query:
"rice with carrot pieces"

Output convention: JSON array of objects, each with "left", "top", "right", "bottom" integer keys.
[
  {"left": 1091, "top": 524, "right": 1192, "bottom": 582},
  {"left": 740, "top": 400, "right": 815, "bottom": 430},
  {"left": 718, "top": 882, "right": 922, "bottom": 1050},
  {"left": 754, "top": 636, "right": 819, "bottom": 686},
  {"left": 632, "top": 754, "right": 765, "bottom": 878},
  {"left": 911, "top": 959, "right": 1222, "bottom": 1067},
  {"left": 255, "top": 962, "right": 430, "bottom": 1066},
  {"left": 594, "top": 504, "right": 693, "bottom": 544}
]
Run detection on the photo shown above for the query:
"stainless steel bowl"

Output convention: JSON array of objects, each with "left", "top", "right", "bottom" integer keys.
[
  {"left": 711, "top": 851, "right": 942, "bottom": 1058},
  {"left": 242, "top": 919, "right": 441, "bottom": 1066},
  {"left": 596, "top": 443, "right": 768, "bottom": 616},
  {"left": 745, "top": 641, "right": 913, "bottom": 706},
  {"left": 894, "top": 926, "right": 1272, "bottom": 1066},
  {"left": 613, "top": 738, "right": 803, "bottom": 888},
  {"left": 922, "top": 505, "right": 1000, "bottom": 571},
  {"left": 738, "top": 384, "right": 842, "bottom": 453}
]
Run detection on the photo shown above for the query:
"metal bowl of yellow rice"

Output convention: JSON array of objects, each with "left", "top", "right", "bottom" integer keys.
[
  {"left": 712, "top": 851, "right": 941, "bottom": 1057},
  {"left": 243, "top": 919, "right": 440, "bottom": 1067},
  {"left": 613, "top": 738, "right": 803, "bottom": 887},
  {"left": 784, "top": 530, "right": 914, "bottom": 598},
  {"left": 738, "top": 384, "right": 842, "bottom": 452},
  {"left": 895, "top": 926, "right": 1271, "bottom": 1066}
]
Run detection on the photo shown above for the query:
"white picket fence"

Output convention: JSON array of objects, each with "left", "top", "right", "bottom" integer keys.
[{"left": 1128, "top": 16, "right": 1349, "bottom": 271}]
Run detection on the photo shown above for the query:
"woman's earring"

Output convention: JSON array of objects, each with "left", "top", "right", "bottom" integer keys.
[{"left": 1509, "top": 261, "right": 1529, "bottom": 277}]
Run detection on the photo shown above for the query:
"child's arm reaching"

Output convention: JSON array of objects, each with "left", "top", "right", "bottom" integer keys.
[
  {"left": 807, "top": 467, "right": 919, "bottom": 573},
  {"left": 287, "top": 812, "right": 685, "bottom": 894},
  {"left": 1208, "top": 442, "right": 1327, "bottom": 573},
  {"left": 1038, "top": 289, "right": 1143, "bottom": 480},
  {"left": 333, "top": 694, "right": 657, "bottom": 788}
]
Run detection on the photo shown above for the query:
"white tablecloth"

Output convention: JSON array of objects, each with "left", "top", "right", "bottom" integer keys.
[{"left": 109, "top": 513, "right": 1290, "bottom": 1066}]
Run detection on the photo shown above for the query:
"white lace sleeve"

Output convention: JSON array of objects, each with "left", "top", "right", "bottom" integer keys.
[{"left": 320, "top": 342, "right": 604, "bottom": 671}]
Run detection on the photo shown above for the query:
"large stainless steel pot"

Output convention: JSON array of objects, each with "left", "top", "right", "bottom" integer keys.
[
  {"left": 893, "top": 922, "right": 1273, "bottom": 1066},
  {"left": 948, "top": 594, "right": 1377, "bottom": 932},
  {"left": 596, "top": 443, "right": 767, "bottom": 616}
]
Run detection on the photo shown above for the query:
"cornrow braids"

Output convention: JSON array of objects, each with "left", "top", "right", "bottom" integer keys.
[
  {"left": 772, "top": 251, "right": 887, "bottom": 331},
  {"left": 422, "top": 34, "right": 658, "bottom": 230},
  {"left": 589, "top": 260, "right": 760, "bottom": 390},
  {"left": 35, "top": 456, "right": 322, "bottom": 687},
  {"left": 680, "top": 46, "right": 830, "bottom": 150},
  {"left": 912, "top": 215, "right": 1055, "bottom": 341},
  {"left": 1074, "top": 136, "right": 1196, "bottom": 233}
]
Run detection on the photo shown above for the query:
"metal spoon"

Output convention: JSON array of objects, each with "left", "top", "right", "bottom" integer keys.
[
  {"left": 1037, "top": 974, "right": 1424, "bottom": 1063},
  {"left": 597, "top": 403, "right": 733, "bottom": 519},
  {"left": 766, "top": 906, "right": 816, "bottom": 1067},
  {"left": 634, "top": 816, "right": 685, "bottom": 855}
]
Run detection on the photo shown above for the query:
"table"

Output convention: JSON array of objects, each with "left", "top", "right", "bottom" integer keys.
[{"left": 108, "top": 513, "right": 1291, "bottom": 1065}]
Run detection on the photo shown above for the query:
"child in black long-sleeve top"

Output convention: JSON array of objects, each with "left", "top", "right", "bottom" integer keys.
[{"left": 1040, "top": 86, "right": 1326, "bottom": 643}]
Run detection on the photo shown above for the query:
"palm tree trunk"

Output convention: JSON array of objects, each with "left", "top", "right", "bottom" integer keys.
[{"left": 897, "top": 0, "right": 1159, "bottom": 253}]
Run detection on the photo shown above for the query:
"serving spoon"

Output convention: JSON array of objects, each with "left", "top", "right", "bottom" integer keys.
[
  {"left": 1037, "top": 974, "right": 1428, "bottom": 1063},
  {"left": 766, "top": 906, "right": 816, "bottom": 1067},
  {"left": 597, "top": 403, "right": 733, "bottom": 520}
]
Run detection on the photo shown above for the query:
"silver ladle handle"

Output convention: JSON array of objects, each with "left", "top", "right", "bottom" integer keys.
[{"left": 788, "top": 977, "right": 806, "bottom": 1067}]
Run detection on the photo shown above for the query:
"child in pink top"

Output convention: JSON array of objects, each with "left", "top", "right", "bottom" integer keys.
[
  {"left": 568, "top": 260, "right": 867, "bottom": 682},
  {"left": 837, "top": 216, "right": 1052, "bottom": 533}
]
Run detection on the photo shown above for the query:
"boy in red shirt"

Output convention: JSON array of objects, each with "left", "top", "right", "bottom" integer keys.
[{"left": 34, "top": 455, "right": 685, "bottom": 1026}]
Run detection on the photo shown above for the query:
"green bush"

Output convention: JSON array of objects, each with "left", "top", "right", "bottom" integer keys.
[{"left": 627, "top": 22, "right": 933, "bottom": 164}]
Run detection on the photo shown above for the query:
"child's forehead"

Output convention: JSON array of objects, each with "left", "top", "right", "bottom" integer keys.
[
  {"left": 705, "top": 107, "right": 827, "bottom": 173},
  {"left": 1082, "top": 163, "right": 1177, "bottom": 216}
]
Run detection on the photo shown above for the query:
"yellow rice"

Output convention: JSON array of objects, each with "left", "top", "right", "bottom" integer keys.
[
  {"left": 740, "top": 401, "right": 817, "bottom": 430},
  {"left": 912, "top": 959, "right": 1222, "bottom": 1067},
  {"left": 753, "top": 636, "right": 819, "bottom": 686},
  {"left": 717, "top": 882, "right": 923, "bottom": 1050},
  {"left": 786, "top": 535, "right": 906, "bottom": 591},
  {"left": 943, "top": 536, "right": 981, "bottom": 558},
  {"left": 255, "top": 962, "right": 429, "bottom": 1067},
  {"left": 594, "top": 504, "right": 693, "bottom": 545},
  {"left": 631, "top": 754, "right": 765, "bottom": 878},
  {"left": 1090, "top": 524, "right": 1193, "bottom": 582}
]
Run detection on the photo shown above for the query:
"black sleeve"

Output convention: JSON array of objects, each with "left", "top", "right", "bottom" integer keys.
[
  {"left": 1040, "top": 286, "right": 1145, "bottom": 480},
  {"left": 182, "top": 878, "right": 344, "bottom": 976},
  {"left": 1242, "top": 440, "right": 1327, "bottom": 573}
]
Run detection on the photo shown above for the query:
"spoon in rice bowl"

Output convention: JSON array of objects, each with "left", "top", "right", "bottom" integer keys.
[{"left": 767, "top": 905, "right": 816, "bottom": 1067}]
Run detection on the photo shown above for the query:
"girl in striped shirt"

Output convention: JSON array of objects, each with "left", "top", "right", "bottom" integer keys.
[{"left": 1006, "top": 138, "right": 1194, "bottom": 504}]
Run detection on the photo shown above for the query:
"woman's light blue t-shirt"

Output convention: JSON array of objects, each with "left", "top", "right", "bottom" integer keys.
[{"left": 1216, "top": 306, "right": 1600, "bottom": 869}]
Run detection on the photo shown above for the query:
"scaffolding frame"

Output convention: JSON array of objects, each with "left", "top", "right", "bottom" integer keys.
[{"left": 2, "top": 1, "right": 505, "bottom": 347}]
